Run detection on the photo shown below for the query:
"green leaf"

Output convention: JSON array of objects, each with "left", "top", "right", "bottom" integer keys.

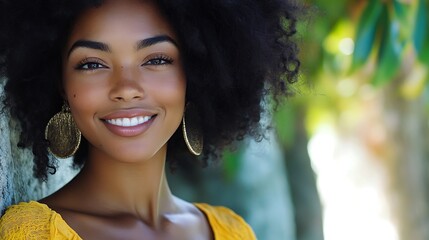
[
  {"left": 393, "top": 0, "right": 409, "bottom": 25},
  {"left": 393, "top": 0, "right": 413, "bottom": 44},
  {"left": 351, "top": 0, "right": 384, "bottom": 71},
  {"left": 413, "top": 0, "right": 429, "bottom": 65},
  {"left": 418, "top": 37, "right": 429, "bottom": 64},
  {"left": 413, "top": 0, "right": 427, "bottom": 52},
  {"left": 372, "top": 9, "right": 403, "bottom": 86}
]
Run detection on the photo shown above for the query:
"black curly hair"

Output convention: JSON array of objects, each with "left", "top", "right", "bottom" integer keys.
[{"left": 0, "top": 0, "right": 301, "bottom": 181}]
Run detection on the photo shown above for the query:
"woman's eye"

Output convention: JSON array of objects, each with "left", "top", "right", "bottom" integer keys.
[
  {"left": 75, "top": 61, "right": 106, "bottom": 70},
  {"left": 143, "top": 57, "right": 173, "bottom": 66}
]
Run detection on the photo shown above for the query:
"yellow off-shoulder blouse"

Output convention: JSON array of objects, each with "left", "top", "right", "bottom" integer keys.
[{"left": 0, "top": 201, "right": 256, "bottom": 240}]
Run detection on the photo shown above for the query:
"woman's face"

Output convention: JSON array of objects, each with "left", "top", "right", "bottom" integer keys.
[{"left": 63, "top": 0, "right": 186, "bottom": 163}]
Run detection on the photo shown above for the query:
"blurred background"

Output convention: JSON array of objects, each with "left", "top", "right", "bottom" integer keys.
[
  {"left": 170, "top": 0, "right": 429, "bottom": 239},
  {"left": 1, "top": 0, "right": 429, "bottom": 239}
]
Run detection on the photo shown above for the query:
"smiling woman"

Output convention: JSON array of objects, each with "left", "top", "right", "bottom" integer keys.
[
  {"left": 63, "top": 1, "right": 187, "bottom": 165},
  {"left": 0, "top": 0, "right": 301, "bottom": 239}
]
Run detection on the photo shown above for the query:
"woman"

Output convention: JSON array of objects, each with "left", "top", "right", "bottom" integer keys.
[{"left": 0, "top": 0, "right": 300, "bottom": 239}]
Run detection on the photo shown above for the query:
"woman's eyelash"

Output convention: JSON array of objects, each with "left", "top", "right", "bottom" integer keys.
[
  {"left": 73, "top": 55, "right": 173, "bottom": 70},
  {"left": 74, "top": 59, "right": 106, "bottom": 70},
  {"left": 143, "top": 55, "right": 174, "bottom": 66}
]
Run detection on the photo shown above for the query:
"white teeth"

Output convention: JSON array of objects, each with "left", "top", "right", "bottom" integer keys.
[
  {"left": 106, "top": 116, "right": 151, "bottom": 127},
  {"left": 130, "top": 117, "right": 138, "bottom": 126},
  {"left": 123, "top": 118, "right": 130, "bottom": 126}
]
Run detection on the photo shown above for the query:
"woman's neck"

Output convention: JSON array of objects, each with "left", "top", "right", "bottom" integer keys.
[{"left": 49, "top": 145, "right": 178, "bottom": 229}]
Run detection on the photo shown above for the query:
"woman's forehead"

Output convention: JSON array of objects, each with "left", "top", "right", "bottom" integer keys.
[{"left": 66, "top": 0, "right": 176, "bottom": 49}]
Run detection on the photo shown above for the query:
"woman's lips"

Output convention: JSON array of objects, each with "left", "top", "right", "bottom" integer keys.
[
  {"left": 101, "top": 109, "right": 157, "bottom": 137},
  {"left": 102, "top": 115, "right": 156, "bottom": 137}
]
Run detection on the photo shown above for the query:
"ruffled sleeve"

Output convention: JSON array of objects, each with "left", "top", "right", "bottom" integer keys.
[{"left": 0, "top": 201, "right": 81, "bottom": 240}]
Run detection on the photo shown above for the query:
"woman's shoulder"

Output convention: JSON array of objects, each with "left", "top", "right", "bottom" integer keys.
[
  {"left": 0, "top": 201, "right": 81, "bottom": 240},
  {"left": 1, "top": 201, "right": 52, "bottom": 217},
  {"left": 0, "top": 201, "right": 52, "bottom": 239},
  {"left": 194, "top": 203, "right": 257, "bottom": 240}
]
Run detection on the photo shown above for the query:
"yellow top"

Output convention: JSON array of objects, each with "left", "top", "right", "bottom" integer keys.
[{"left": 0, "top": 201, "right": 256, "bottom": 240}]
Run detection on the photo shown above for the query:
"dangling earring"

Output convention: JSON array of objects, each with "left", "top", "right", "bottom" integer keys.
[
  {"left": 44, "top": 103, "right": 81, "bottom": 159},
  {"left": 182, "top": 103, "right": 203, "bottom": 156}
]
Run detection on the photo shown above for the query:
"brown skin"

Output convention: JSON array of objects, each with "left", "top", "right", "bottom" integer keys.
[{"left": 41, "top": 0, "right": 212, "bottom": 239}]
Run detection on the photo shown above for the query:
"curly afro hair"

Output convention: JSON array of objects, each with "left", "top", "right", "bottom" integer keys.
[{"left": 0, "top": 0, "right": 302, "bottom": 181}]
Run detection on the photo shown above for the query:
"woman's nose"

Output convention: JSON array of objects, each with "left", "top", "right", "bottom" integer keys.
[{"left": 108, "top": 68, "right": 144, "bottom": 102}]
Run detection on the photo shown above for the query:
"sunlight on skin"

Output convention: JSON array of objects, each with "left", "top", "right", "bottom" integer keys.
[{"left": 308, "top": 125, "right": 398, "bottom": 240}]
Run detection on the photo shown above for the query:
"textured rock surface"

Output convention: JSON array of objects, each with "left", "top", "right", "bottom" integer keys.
[
  {"left": 0, "top": 84, "right": 13, "bottom": 212},
  {"left": 0, "top": 83, "right": 78, "bottom": 213}
]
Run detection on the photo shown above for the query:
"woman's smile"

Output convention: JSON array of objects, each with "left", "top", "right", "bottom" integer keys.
[
  {"left": 101, "top": 108, "right": 158, "bottom": 137},
  {"left": 105, "top": 116, "right": 153, "bottom": 127}
]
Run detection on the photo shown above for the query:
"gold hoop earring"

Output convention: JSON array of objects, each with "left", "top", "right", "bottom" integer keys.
[
  {"left": 182, "top": 103, "right": 203, "bottom": 156},
  {"left": 45, "top": 103, "right": 81, "bottom": 159}
]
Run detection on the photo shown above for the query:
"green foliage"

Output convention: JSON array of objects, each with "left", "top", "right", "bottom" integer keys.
[
  {"left": 274, "top": 0, "right": 429, "bottom": 151},
  {"left": 351, "top": 0, "right": 383, "bottom": 71},
  {"left": 372, "top": 6, "right": 401, "bottom": 86},
  {"left": 414, "top": 0, "right": 429, "bottom": 64},
  {"left": 414, "top": 0, "right": 427, "bottom": 52},
  {"left": 352, "top": 0, "right": 429, "bottom": 86}
]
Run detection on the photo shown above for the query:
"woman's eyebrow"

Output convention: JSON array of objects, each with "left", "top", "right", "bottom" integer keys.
[
  {"left": 136, "top": 35, "right": 178, "bottom": 50},
  {"left": 67, "top": 35, "right": 178, "bottom": 58},
  {"left": 67, "top": 40, "right": 110, "bottom": 57}
]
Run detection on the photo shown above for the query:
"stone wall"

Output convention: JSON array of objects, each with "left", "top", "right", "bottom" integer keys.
[{"left": 0, "top": 83, "right": 78, "bottom": 213}]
